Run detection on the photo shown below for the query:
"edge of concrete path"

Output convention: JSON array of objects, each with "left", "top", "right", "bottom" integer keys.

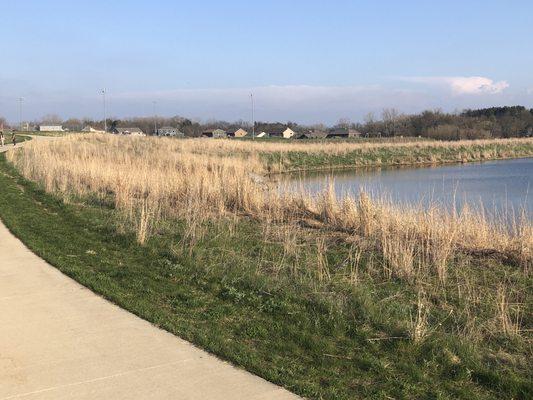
[{"left": 0, "top": 139, "right": 303, "bottom": 399}]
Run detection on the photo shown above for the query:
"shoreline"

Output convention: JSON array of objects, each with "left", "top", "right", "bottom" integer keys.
[{"left": 268, "top": 154, "right": 533, "bottom": 176}]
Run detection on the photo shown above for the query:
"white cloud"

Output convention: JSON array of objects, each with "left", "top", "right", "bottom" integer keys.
[{"left": 401, "top": 76, "right": 509, "bottom": 95}]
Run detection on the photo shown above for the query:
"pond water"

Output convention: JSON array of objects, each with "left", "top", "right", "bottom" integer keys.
[{"left": 284, "top": 158, "right": 532, "bottom": 221}]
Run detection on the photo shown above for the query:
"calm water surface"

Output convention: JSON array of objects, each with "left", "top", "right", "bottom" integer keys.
[{"left": 285, "top": 158, "right": 532, "bottom": 220}]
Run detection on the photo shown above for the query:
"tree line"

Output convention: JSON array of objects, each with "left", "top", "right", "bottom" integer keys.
[{"left": 1, "top": 106, "right": 532, "bottom": 140}]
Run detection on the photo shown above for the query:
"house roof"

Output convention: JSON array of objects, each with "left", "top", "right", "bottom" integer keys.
[
  {"left": 116, "top": 127, "right": 143, "bottom": 133},
  {"left": 158, "top": 126, "right": 176, "bottom": 130},
  {"left": 328, "top": 128, "right": 362, "bottom": 136},
  {"left": 308, "top": 130, "right": 327, "bottom": 138},
  {"left": 202, "top": 129, "right": 226, "bottom": 134},
  {"left": 266, "top": 127, "right": 293, "bottom": 135}
]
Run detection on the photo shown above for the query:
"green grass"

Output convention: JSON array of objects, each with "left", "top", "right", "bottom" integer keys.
[
  {"left": 261, "top": 141, "right": 533, "bottom": 172},
  {"left": 0, "top": 154, "right": 531, "bottom": 399},
  {"left": 17, "top": 130, "right": 69, "bottom": 137},
  {"left": 1, "top": 134, "right": 31, "bottom": 146}
]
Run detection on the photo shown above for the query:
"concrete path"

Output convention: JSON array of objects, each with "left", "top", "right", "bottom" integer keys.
[{"left": 0, "top": 143, "right": 301, "bottom": 399}]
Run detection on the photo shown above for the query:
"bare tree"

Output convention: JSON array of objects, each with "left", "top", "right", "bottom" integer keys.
[
  {"left": 40, "top": 114, "right": 63, "bottom": 124},
  {"left": 336, "top": 118, "right": 351, "bottom": 129},
  {"left": 382, "top": 108, "right": 401, "bottom": 137}
]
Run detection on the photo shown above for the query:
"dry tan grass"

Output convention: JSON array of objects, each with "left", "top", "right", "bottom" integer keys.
[
  {"left": 7, "top": 134, "right": 532, "bottom": 285},
  {"left": 137, "top": 136, "right": 532, "bottom": 156}
]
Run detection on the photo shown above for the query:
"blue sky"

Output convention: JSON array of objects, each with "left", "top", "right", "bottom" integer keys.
[{"left": 1, "top": 0, "right": 532, "bottom": 124}]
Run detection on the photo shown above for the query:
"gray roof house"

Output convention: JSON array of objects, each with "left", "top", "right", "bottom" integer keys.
[
  {"left": 157, "top": 127, "right": 184, "bottom": 137},
  {"left": 114, "top": 127, "right": 145, "bottom": 136},
  {"left": 267, "top": 127, "right": 295, "bottom": 139},
  {"left": 326, "top": 128, "right": 362, "bottom": 139},
  {"left": 201, "top": 129, "right": 227, "bottom": 138},
  {"left": 296, "top": 130, "right": 328, "bottom": 139}
]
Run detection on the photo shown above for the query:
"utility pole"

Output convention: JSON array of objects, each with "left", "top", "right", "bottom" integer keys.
[
  {"left": 153, "top": 101, "right": 157, "bottom": 135},
  {"left": 18, "top": 97, "right": 24, "bottom": 131},
  {"left": 250, "top": 93, "right": 255, "bottom": 139},
  {"left": 101, "top": 89, "right": 107, "bottom": 132}
]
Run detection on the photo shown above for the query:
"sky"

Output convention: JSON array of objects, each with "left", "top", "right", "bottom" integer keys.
[{"left": 1, "top": 0, "right": 532, "bottom": 124}]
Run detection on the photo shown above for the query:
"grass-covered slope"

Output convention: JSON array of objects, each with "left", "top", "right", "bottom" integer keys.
[
  {"left": 0, "top": 154, "right": 531, "bottom": 399},
  {"left": 260, "top": 139, "right": 533, "bottom": 172}
]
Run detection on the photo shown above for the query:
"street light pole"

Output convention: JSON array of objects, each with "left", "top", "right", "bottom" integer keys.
[
  {"left": 250, "top": 93, "right": 255, "bottom": 140},
  {"left": 153, "top": 101, "right": 157, "bottom": 135},
  {"left": 18, "top": 97, "right": 24, "bottom": 131},
  {"left": 101, "top": 89, "right": 107, "bottom": 132}
]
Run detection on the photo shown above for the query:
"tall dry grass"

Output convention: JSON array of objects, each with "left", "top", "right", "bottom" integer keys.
[{"left": 7, "top": 134, "right": 532, "bottom": 284}]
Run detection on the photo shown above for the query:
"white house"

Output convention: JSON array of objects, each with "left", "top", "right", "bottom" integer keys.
[
  {"left": 39, "top": 125, "right": 63, "bottom": 132},
  {"left": 115, "top": 127, "right": 145, "bottom": 136},
  {"left": 256, "top": 131, "right": 268, "bottom": 138},
  {"left": 82, "top": 126, "right": 105, "bottom": 133}
]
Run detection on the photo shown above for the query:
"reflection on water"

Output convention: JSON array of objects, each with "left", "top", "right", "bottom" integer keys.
[{"left": 283, "top": 158, "right": 532, "bottom": 221}]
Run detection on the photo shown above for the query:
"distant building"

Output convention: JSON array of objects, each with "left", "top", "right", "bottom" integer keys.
[
  {"left": 157, "top": 127, "right": 184, "bottom": 137},
  {"left": 114, "top": 127, "right": 145, "bottom": 136},
  {"left": 256, "top": 131, "right": 268, "bottom": 138},
  {"left": 201, "top": 129, "right": 227, "bottom": 138},
  {"left": 39, "top": 125, "right": 63, "bottom": 132},
  {"left": 267, "top": 127, "right": 295, "bottom": 139},
  {"left": 327, "top": 128, "right": 362, "bottom": 139},
  {"left": 82, "top": 126, "right": 105, "bottom": 133},
  {"left": 296, "top": 130, "right": 328, "bottom": 139},
  {"left": 227, "top": 128, "right": 248, "bottom": 138}
]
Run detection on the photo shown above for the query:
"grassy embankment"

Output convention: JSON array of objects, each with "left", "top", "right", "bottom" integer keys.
[
  {"left": 0, "top": 135, "right": 532, "bottom": 399},
  {"left": 254, "top": 138, "right": 533, "bottom": 172},
  {"left": 1, "top": 134, "right": 31, "bottom": 146}
]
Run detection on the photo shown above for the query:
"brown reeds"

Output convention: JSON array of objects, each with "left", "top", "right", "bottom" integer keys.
[{"left": 6, "top": 134, "right": 532, "bottom": 288}]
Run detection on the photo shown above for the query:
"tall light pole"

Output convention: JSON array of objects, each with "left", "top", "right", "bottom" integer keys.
[
  {"left": 153, "top": 101, "right": 157, "bottom": 135},
  {"left": 18, "top": 97, "right": 24, "bottom": 131},
  {"left": 250, "top": 93, "right": 255, "bottom": 139},
  {"left": 101, "top": 89, "right": 107, "bottom": 132}
]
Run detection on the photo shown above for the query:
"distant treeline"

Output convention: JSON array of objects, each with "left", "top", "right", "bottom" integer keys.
[
  {"left": 3, "top": 106, "right": 532, "bottom": 140},
  {"left": 355, "top": 106, "right": 533, "bottom": 140}
]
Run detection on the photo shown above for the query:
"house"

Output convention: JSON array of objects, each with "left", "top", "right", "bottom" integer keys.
[
  {"left": 295, "top": 130, "right": 328, "bottom": 139},
  {"left": 114, "top": 127, "right": 145, "bottom": 136},
  {"left": 157, "top": 127, "right": 184, "bottom": 137},
  {"left": 201, "top": 129, "right": 227, "bottom": 138},
  {"left": 256, "top": 131, "right": 268, "bottom": 138},
  {"left": 267, "top": 127, "right": 295, "bottom": 139},
  {"left": 82, "top": 126, "right": 105, "bottom": 133},
  {"left": 326, "top": 128, "right": 362, "bottom": 139},
  {"left": 227, "top": 128, "right": 248, "bottom": 138},
  {"left": 39, "top": 125, "right": 63, "bottom": 132}
]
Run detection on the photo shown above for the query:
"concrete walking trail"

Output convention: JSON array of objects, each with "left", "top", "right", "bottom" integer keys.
[{"left": 0, "top": 139, "right": 301, "bottom": 399}]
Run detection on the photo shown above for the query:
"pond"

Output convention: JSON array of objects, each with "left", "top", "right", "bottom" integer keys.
[{"left": 284, "top": 158, "right": 532, "bottom": 221}]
